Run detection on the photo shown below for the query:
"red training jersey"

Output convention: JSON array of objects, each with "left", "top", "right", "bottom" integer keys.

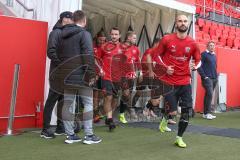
[
  {"left": 151, "top": 33, "right": 201, "bottom": 85},
  {"left": 121, "top": 44, "right": 141, "bottom": 79},
  {"left": 93, "top": 44, "right": 104, "bottom": 75},
  {"left": 99, "top": 42, "right": 125, "bottom": 82}
]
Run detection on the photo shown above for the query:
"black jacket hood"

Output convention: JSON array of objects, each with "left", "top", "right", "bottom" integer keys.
[
  {"left": 52, "top": 20, "right": 63, "bottom": 30},
  {"left": 62, "top": 24, "right": 83, "bottom": 39}
]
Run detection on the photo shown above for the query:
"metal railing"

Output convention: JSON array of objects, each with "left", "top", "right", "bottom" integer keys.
[
  {"left": 6, "top": 0, "right": 36, "bottom": 19},
  {"left": 196, "top": 0, "right": 240, "bottom": 26}
]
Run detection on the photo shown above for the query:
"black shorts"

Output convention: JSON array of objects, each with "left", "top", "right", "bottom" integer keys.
[
  {"left": 102, "top": 79, "right": 121, "bottom": 97},
  {"left": 93, "top": 77, "right": 102, "bottom": 90},
  {"left": 135, "top": 77, "right": 152, "bottom": 90},
  {"left": 149, "top": 79, "right": 173, "bottom": 99},
  {"left": 121, "top": 77, "right": 135, "bottom": 90},
  {"left": 164, "top": 84, "right": 192, "bottom": 113},
  {"left": 135, "top": 77, "right": 173, "bottom": 98}
]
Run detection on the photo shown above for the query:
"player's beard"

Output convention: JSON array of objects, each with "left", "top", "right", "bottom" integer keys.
[
  {"left": 112, "top": 38, "right": 119, "bottom": 44},
  {"left": 176, "top": 25, "right": 188, "bottom": 33}
]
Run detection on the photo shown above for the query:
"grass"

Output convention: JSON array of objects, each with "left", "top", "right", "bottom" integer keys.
[
  {"left": 191, "top": 111, "right": 240, "bottom": 129},
  {"left": 0, "top": 111, "right": 239, "bottom": 160}
]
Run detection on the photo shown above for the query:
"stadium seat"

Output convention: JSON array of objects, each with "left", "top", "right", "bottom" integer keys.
[
  {"left": 197, "top": 18, "right": 205, "bottom": 27},
  {"left": 228, "top": 31, "right": 236, "bottom": 39},
  {"left": 209, "top": 27, "right": 216, "bottom": 36},
  {"left": 205, "top": 20, "right": 212, "bottom": 27},
  {"left": 203, "top": 34, "right": 211, "bottom": 42},
  {"left": 211, "top": 22, "right": 218, "bottom": 29},
  {"left": 227, "top": 38, "right": 234, "bottom": 48},
  {"left": 196, "top": 6, "right": 201, "bottom": 14},
  {"left": 215, "top": 29, "right": 222, "bottom": 37},
  {"left": 224, "top": 25, "right": 230, "bottom": 31},
  {"left": 233, "top": 38, "right": 240, "bottom": 49},
  {"left": 218, "top": 24, "right": 224, "bottom": 30},
  {"left": 219, "top": 37, "right": 227, "bottom": 46},
  {"left": 195, "top": 25, "right": 200, "bottom": 32},
  {"left": 196, "top": 31, "right": 203, "bottom": 38},
  {"left": 211, "top": 35, "right": 219, "bottom": 43},
  {"left": 202, "top": 25, "right": 210, "bottom": 33},
  {"left": 222, "top": 30, "right": 229, "bottom": 36}
]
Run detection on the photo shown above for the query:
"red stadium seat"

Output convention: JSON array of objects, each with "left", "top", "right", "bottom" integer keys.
[
  {"left": 222, "top": 30, "right": 229, "bottom": 35},
  {"left": 219, "top": 37, "right": 227, "bottom": 46},
  {"left": 236, "top": 31, "right": 240, "bottom": 37},
  {"left": 195, "top": 25, "right": 200, "bottom": 32},
  {"left": 215, "top": 29, "right": 222, "bottom": 38},
  {"left": 205, "top": 20, "right": 212, "bottom": 27},
  {"left": 227, "top": 38, "right": 234, "bottom": 48},
  {"left": 230, "top": 26, "right": 236, "bottom": 32},
  {"left": 197, "top": 18, "right": 205, "bottom": 27},
  {"left": 218, "top": 24, "right": 224, "bottom": 30},
  {"left": 202, "top": 25, "right": 210, "bottom": 33},
  {"left": 211, "top": 22, "right": 218, "bottom": 29},
  {"left": 233, "top": 38, "right": 240, "bottom": 49},
  {"left": 203, "top": 34, "right": 210, "bottom": 41},
  {"left": 228, "top": 31, "right": 236, "bottom": 39},
  {"left": 209, "top": 27, "right": 216, "bottom": 36},
  {"left": 211, "top": 35, "right": 219, "bottom": 43},
  {"left": 196, "top": 6, "right": 201, "bottom": 14},
  {"left": 196, "top": 31, "right": 203, "bottom": 38},
  {"left": 224, "top": 25, "right": 230, "bottom": 31}
]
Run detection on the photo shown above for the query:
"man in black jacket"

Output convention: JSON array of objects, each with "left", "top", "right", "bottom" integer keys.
[
  {"left": 55, "top": 10, "right": 102, "bottom": 144},
  {"left": 198, "top": 41, "right": 217, "bottom": 120},
  {"left": 40, "top": 11, "right": 74, "bottom": 139}
]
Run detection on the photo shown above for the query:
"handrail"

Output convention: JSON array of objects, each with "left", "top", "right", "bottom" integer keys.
[
  {"left": 196, "top": 0, "right": 240, "bottom": 25},
  {"left": 15, "top": 0, "right": 36, "bottom": 19}
]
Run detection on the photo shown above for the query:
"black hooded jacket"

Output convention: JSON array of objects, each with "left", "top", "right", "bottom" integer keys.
[
  {"left": 47, "top": 21, "right": 63, "bottom": 73},
  {"left": 55, "top": 24, "right": 96, "bottom": 88}
]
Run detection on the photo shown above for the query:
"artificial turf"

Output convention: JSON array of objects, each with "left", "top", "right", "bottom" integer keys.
[{"left": 0, "top": 111, "right": 239, "bottom": 160}]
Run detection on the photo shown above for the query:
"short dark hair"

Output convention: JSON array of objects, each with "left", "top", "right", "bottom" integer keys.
[
  {"left": 152, "top": 38, "right": 160, "bottom": 45},
  {"left": 97, "top": 30, "right": 106, "bottom": 38},
  {"left": 207, "top": 40, "right": 215, "bottom": 47},
  {"left": 73, "top": 10, "right": 86, "bottom": 23},
  {"left": 111, "top": 27, "right": 121, "bottom": 34}
]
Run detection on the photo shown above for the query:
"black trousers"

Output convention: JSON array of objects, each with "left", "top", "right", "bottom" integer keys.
[
  {"left": 202, "top": 78, "right": 218, "bottom": 114},
  {"left": 43, "top": 89, "right": 63, "bottom": 129}
]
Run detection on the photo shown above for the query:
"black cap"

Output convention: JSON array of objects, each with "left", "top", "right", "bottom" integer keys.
[{"left": 59, "top": 11, "right": 73, "bottom": 20}]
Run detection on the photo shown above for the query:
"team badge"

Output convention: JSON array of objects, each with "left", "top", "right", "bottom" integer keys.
[{"left": 185, "top": 47, "right": 191, "bottom": 53}]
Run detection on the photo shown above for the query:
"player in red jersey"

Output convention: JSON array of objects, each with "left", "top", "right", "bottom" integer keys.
[
  {"left": 93, "top": 30, "right": 107, "bottom": 123},
  {"left": 118, "top": 31, "right": 142, "bottom": 123},
  {"left": 133, "top": 38, "right": 163, "bottom": 118},
  {"left": 98, "top": 27, "right": 125, "bottom": 131},
  {"left": 147, "top": 15, "right": 201, "bottom": 148}
]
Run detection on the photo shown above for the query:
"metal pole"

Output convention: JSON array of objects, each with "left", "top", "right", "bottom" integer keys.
[
  {"left": 213, "top": 0, "right": 216, "bottom": 20},
  {"left": 6, "top": 0, "right": 13, "bottom": 7},
  {"left": 222, "top": 2, "right": 225, "bottom": 23},
  {"left": 1, "top": 64, "right": 21, "bottom": 136},
  {"left": 203, "top": 0, "right": 206, "bottom": 18}
]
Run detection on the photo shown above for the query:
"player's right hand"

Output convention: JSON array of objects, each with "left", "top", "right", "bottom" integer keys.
[
  {"left": 166, "top": 65, "right": 174, "bottom": 75},
  {"left": 149, "top": 70, "right": 156, "bottom": 78}
]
